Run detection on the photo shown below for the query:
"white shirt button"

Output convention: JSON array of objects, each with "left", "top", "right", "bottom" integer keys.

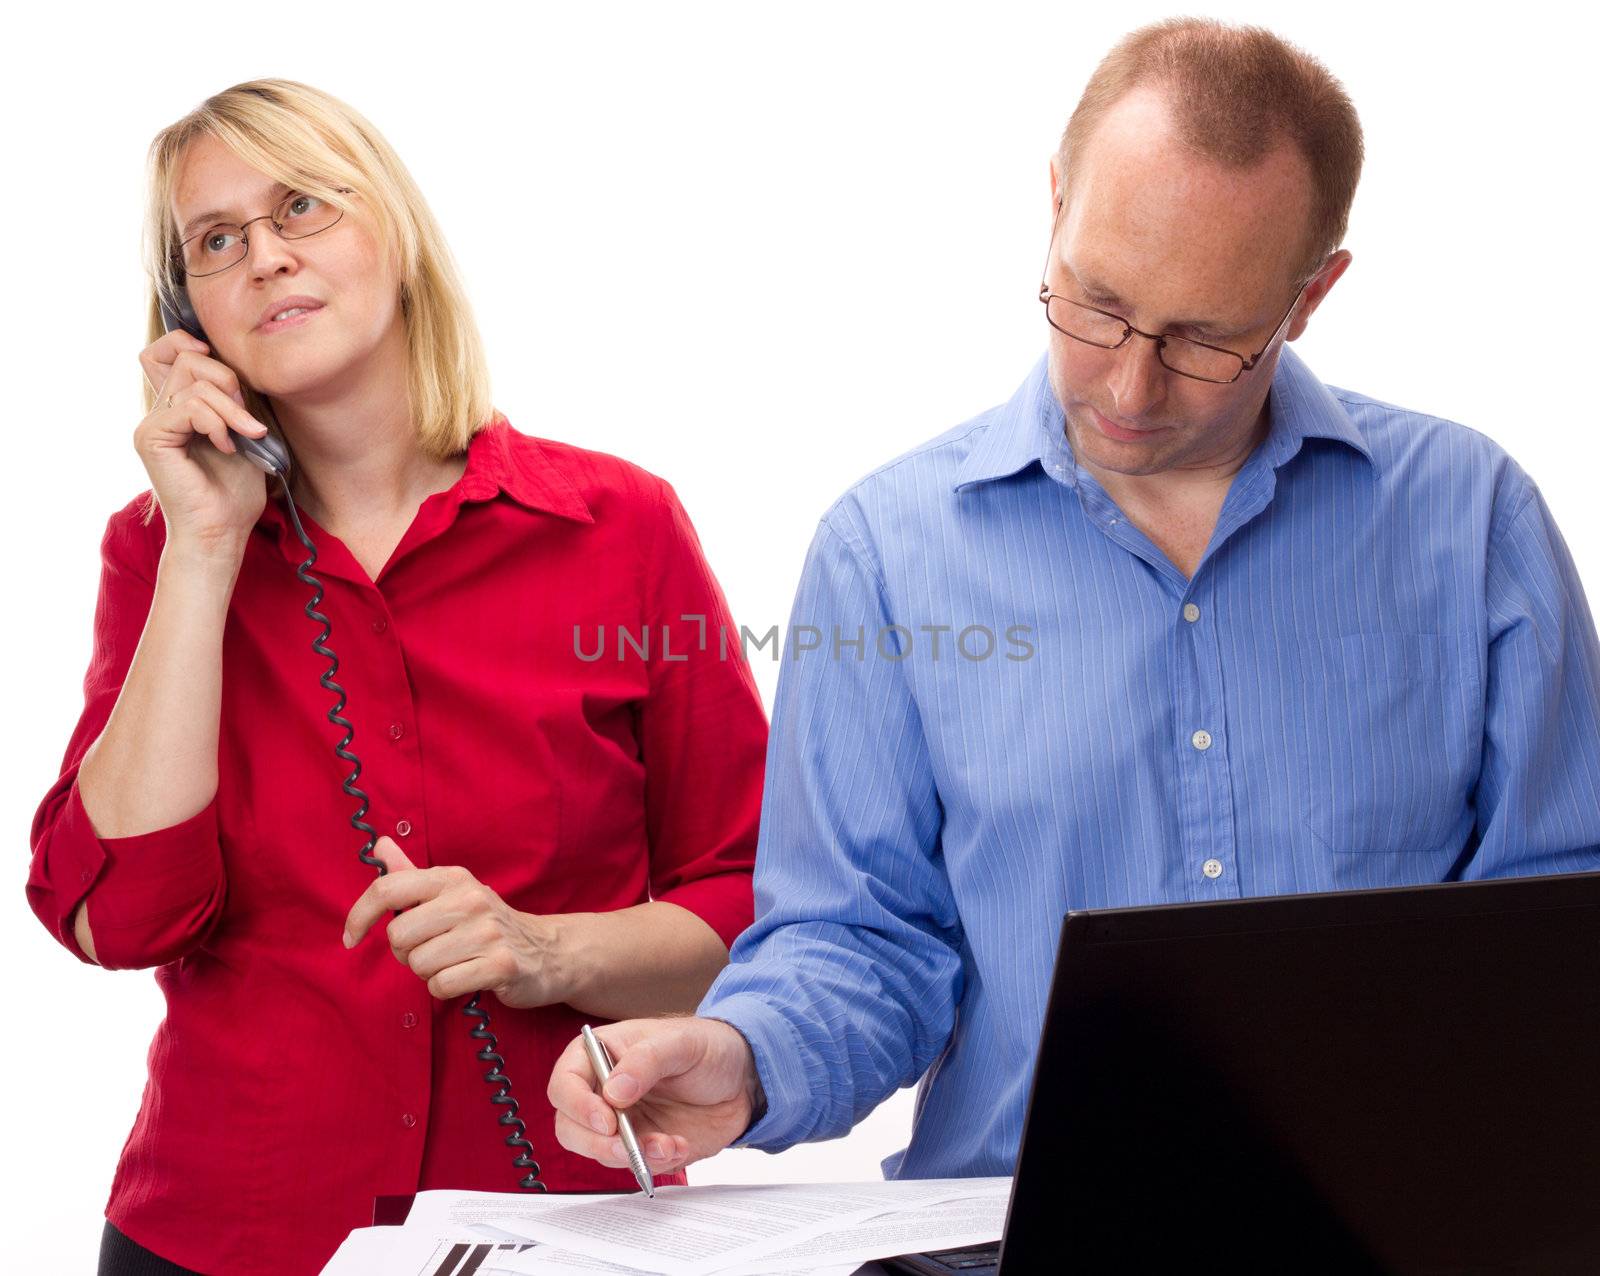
[
  {"left": 1182, "top": 603, "right": 1200, "bottom": 623},
  {"left": 1191, "top": 729, "right": 1212, "bottom": 751},
  {"left": 1202, "top": 858, "right": 1224, "bottom": 879}
]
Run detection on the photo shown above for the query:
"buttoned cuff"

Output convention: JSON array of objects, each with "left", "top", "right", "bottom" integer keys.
[{"left": 698, "top": 990, "right": 832, "bottom": 1151}]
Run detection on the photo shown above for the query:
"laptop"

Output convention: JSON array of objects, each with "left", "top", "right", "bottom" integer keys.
[{"left": 878, "top": 869, "right": 1600, "bottom": 1275}]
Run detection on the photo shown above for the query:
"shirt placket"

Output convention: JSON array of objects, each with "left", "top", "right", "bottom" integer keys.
[
  {"left": 1174, "top": 459, "right": 1284, "bottom": 901},
  {"left": 1173, "top": 571, "right": 1242, "bottom": 901},
  {"left": 274, "top": 503, "right": 443, "bottom": 1190},
  {"left": 365, "top": 589, "right": 435, "bottom": 1181},
  {"left": 1064, "top": 453, "right": 1270, "bottom": 902}
]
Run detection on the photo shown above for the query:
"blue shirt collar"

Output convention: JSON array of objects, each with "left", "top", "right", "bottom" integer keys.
[{"left": 953, "top": 344, "right": 1373, "bottom": 493}]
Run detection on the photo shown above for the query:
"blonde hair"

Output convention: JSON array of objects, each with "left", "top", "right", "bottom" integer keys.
[
  {"left": 1059, "top": 17, "right": 1364, "bottom": 289},
  {"left": 139, "top": 78, "right": 498, "bottom": 523}
]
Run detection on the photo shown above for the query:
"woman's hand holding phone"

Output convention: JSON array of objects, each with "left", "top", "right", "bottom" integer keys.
[{"left": 136, "top": 329, "right": 275, "bottom": 559}]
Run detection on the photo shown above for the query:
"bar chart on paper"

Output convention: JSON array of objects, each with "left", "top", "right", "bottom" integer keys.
[{"left": 418, "top": 1239, "right": 536, "bottom": 1275}]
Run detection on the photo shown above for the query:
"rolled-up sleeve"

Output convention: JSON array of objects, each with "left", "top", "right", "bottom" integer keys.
[
  {"left": 26, "top": 503, "right": 227, "bottom": 968},
  {"left": 637, "top": 479, "right": 767, "bottom": 949},
  {"left": 698, "top": 513, "right": 961, "bottom": 1151},
  {"left": 1465, "top": 471, "right": 1600, "bottom": 878}
]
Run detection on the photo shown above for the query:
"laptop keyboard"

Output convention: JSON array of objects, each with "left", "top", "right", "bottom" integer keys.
[{"left": 907, "top": 1244, "right": 1001, "bottom": 1272}]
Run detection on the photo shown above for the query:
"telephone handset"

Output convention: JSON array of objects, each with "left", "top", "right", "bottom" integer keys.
[
  {"left": 157, "top": 285, "right": 293, "bottom": 480},
  {"left": 153, "top": 275, "right": 548, "bottom": 1191}
]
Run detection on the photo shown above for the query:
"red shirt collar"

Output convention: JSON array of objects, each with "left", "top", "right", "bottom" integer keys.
[
  {"left": 456, "top": 415, "right": 593, "bottom": 522},
  {"left": 257, "top": 415, "right": 593, "bottom": 540}
]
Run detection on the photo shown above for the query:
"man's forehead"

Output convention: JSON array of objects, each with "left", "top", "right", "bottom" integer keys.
[
  {"left": 1056, "top": 239, "right": 1269, "bottom": 336},
  {"left": 1056, "top": 212, "right": 1281, "bottom": 296},
  {"left": 1066, "top": 87, "right": 1314, "bottom": 282}
]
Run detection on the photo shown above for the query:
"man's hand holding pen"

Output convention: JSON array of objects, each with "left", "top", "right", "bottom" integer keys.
[{"left": 549, "top": 1018, "right": 768, "bottom": 1178}]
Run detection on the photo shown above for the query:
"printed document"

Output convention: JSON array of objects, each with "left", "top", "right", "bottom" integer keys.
[{"left": 319, "top": 1179, "right": 1010, "bottom": 1276}]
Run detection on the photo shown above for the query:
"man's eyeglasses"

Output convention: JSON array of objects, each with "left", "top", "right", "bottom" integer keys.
[
  {"left": 1038, "top": 208, "right": 1308, "bottom": 385},
  {"left": 175, "top": 188, "right": 352, "bottom": 278}
]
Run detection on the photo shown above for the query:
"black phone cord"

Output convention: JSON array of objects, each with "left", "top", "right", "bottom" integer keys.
[{"left": 277, "top": 479, "right": 547, "bottom": 1192}]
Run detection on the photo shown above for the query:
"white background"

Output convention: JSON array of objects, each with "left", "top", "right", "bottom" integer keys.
[{"left": 3, "top": 1, "right": 1595, "bottom": 1268}]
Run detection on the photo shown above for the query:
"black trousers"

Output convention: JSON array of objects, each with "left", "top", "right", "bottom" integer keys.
[{"left": 98, "top": 1221, "right": 207, "bottom": 1276}]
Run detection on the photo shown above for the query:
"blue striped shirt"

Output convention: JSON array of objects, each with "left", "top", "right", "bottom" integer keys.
[{"left": 698, "top": 345, "right": 1600, "bottom": 1179}]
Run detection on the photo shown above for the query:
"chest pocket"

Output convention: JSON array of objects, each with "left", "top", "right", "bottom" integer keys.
[{"left": 1299, "top": 632, "right": 1475, "bottom": 856}]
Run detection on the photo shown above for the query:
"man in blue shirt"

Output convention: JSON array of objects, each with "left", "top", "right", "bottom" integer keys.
[{"left": 548, "top": 18, "right": 1600, "bottom": 1180}]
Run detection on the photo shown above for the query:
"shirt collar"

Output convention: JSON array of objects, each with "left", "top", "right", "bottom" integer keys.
[
  {"left": 259, "top": 414, "right": 593, "bottom": 537},
  {"left": 453, "top": 415, "right": 594, "bottom": 521},
  {"left": 953, "top": 343, "right": 1373, "bottom": 494},
  {"left": 1261, "top": 343, "right": 1374, "bottom": 469},
  {"left": 952, "top": 354, "right": 1065, "bottom": 492}
]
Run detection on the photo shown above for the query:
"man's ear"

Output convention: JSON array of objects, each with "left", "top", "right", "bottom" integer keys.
[
  {"left": 1049, "top": 153, "right": 1064, "bottom": 213},
  {"left": 1287, "top": 250, "right": 1353, "bottom": 342}
]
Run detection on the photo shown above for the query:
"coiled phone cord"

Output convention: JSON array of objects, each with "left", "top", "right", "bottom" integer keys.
[{"left": 277, "top": 478, "right": 547, "bottom": 1192}]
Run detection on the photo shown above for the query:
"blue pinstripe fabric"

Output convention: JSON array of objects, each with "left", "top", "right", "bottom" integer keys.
[{"left": 698, "top": 345, "right": 1600, "bottom": 1179}]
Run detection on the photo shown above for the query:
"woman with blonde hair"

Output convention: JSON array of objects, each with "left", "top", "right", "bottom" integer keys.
[{"left": 26, "top": 79, "right": 768, "bottom": 1275}]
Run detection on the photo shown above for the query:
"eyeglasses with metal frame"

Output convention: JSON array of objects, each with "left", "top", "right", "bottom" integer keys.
[
  {"left": 1038, "top": 203, "right": 1311, "bottom": 385},
  {"left": 176, "top": 187, "right": 353, "bottom": 279}
]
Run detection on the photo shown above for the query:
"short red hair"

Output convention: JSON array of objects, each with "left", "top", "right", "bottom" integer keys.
[{"left": 1059, "top": 17, "right": 1364, "bottom": 287}]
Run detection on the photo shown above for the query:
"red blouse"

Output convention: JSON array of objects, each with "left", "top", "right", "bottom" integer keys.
[{"left": 26, "top": 418, "right": 768, "bottom": 1275}]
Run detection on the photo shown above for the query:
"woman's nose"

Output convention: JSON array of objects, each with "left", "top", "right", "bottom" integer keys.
[{"left": 243, "top": 222, "right": 300, "bottom": 279}]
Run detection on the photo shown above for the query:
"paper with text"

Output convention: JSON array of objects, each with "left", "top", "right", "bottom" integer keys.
[{"left": 490, "top": 1179, "right": 1010, "bottom": 1276}]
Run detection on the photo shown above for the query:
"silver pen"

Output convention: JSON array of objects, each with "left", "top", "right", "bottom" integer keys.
[{"left": 581, "top": 1024, "right": 656, "bottom": 1198}]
